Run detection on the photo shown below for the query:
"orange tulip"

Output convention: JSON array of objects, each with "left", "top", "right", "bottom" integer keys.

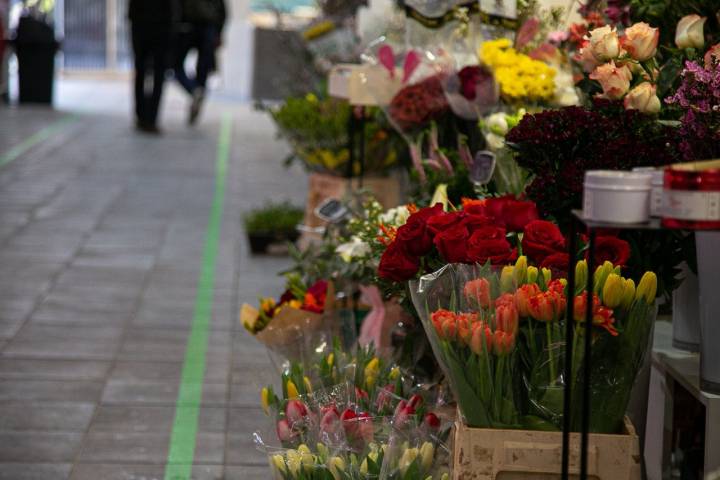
[
  {"left": 470, "top": 322, "right": 493, "bottom": 356},
  {"left": 528, "top": 290, "right": 565, "bottom": 322},
  {"left": 493, "top": 330, "right": 516, "bottom": 356},
  {"left": 495, "top": 293, "right": 516, "bottom": 309},
  {"left": 515, "top": 283, "right": 541, "bottom": 317},
  {"left": 495, "top": 304, "right": 519, "bottom": 335},
  {"left": 464, "top": 278, "right": 492, "bottom": 308},
  {"left": 431, "top": 309, "right": 455, "bottom": 338}
]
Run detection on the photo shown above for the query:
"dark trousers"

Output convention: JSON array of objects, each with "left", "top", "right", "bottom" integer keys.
[
  {"left": 174, "top": 24, "right": 218, "bottom": 95},
  {"left": 131, "top": 23, "right": 170, "bottom": 126}
]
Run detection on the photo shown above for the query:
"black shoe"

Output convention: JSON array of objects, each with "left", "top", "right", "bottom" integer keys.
[
  {"left": 189, "top": 89, "right": 205, "bottom": 125},
  {"left": 135, "top": 120, "right": 162, "bottom": 135}
]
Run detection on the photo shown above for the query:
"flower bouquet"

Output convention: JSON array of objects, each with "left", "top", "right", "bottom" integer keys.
[
  {"left": 409, "top": 253, "right": 659, "bottom": 433},
  {"left": 242, "top": 276, "right": 333, "bottom": 365}
]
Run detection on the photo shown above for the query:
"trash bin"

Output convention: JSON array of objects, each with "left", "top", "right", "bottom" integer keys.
[{"left": 13, "top": 15, "right": 59, "bottom": 104}]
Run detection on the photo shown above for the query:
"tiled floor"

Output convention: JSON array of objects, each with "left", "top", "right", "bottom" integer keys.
[{"left": 0, "top": 96, "right": 307, "bottom": 478}]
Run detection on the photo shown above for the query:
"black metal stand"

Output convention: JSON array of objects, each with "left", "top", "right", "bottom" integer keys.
[{"left": 560, "top": 210, "right": 714, "bottom": 480}]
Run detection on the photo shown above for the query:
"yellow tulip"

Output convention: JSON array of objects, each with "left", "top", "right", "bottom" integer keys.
[
  {"left": 327, "top": 353, "right": 334, "bottom": 368},
  {"left": 260, "top": 387, "right": 270, "bottom": 415},
  {"left": 527, "top": 266, "right": 539, "bottom": 284},
  {"left": 593, "top": 261, "right": 614, "bottom": 294},
  {"left": 272, "top": 454, "right": 286, "bottom": 473},
  {"left": 420, "top": 442, "right": 435, "bottom": 471},
  {"left": 286, "top": 449, "right": 302, "bottom": 476},
  {"left": 514, "top": 256, "right": 528, "bottom": 286},
  {"left": 287, "top": 380, "right": 299, "bottom": 400},
  {"left": 541, "top": 267, "right": 552, "bottom": 284},
  {"left": 500, "top": 266, "right": 514, "bottom": 293},
  {"left": 602, "top": 274, "right": 624, "bottom": 308},
  {"left": 399, "top": 448, "right": 419, "bottom": 476},
  {"left": 389, "top": 366, "right": 400, "bottom": 380},
  {"left": 621, "top": 278, "right": 636, "bottom": 309},
  {"left": 575, "top": 260, "right": 588, "bottom": 291},
  {"left": 364, "top": 357, "right": 380, "bottom": 389},
  {"left": 636, "top": 272, "right": 657, "bottom": 303},
  {"left": 303, "top": 376, "right": 313, "bottom": 394},
  {"left": 329, "top": 456, "right": 345, "bottom": 480}
]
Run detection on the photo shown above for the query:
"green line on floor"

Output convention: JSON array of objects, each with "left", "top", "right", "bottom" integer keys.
[
  {"left": 0, "top": 114, "right": 77, "bottom": 169},
  {"left": 164, "top": 113, "right": 232, "bottom": 480}
]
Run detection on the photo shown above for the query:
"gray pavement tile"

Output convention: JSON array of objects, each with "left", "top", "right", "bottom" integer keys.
[
  {"left": 0, "top": 318, "right": 25, "bottom": 339},
  {"left": 3, "top": 325, "right": 123, "bottom": 360},
  {"left": 229, "top": 383, "right": 263, "bottom": 408},
  {"left": 89, "top": 405, "right": 226, "bottom": 434},
  {"left": 30, "top": 306, "right": 131, "bottom": 327},
  {"left": 0, "top": 403, "right": 96, "bottom": 431},
  {"left": 109, "top": 360, "right": 229, "bottom": 384},
  {"left": 53, "top": 265, "right": 148, "bottom": 288},
  {"left": 77, "top": 432, "right": 225, "bottom": 464},
  {"left": 70, "top": 464, "right": 222, "bottom": 480},
  {"left": 225, "top": 433, "right": 268, "bottom": 466},
  {"left": 72, "top": 252, "right": 156, "bottom": 270},
  {"left": 117, "top": 328, "right": 231, "bottom": 362},
  {"left": 225, "top": 466, "right": 270, "bottom": 480},
  {"left": 0, "top": 463, "right": 72, "bottom": 480},
  {"left": 101, "top": 379, "right": 228, "bottom": 406},
  {"left": 39, "top": 287, "right": 139, "bottom": 314},
  {"left": 0, "top": 380, "right": 104, "bottom": 403},
  {"left": 0, "top": 359, "right": 112, "bottom": 381},
  {"left": 0, "top": 432, "right": 84, "bottom": 462}
]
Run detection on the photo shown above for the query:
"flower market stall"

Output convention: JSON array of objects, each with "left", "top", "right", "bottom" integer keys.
[{"left": 244, "top": 0, "right": 720, "bottom": 478}]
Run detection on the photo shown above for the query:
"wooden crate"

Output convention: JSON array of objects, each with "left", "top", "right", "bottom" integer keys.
[{"left": 453, "top": 417, "right": 641, "bottom": 480}]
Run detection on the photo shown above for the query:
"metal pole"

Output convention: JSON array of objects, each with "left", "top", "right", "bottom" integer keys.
[
  {"left": 581, "top": 229, "right": 597, "bottom": 480},
  {"left": 561, "top": 219, "right": 578, "bottom": 480}
]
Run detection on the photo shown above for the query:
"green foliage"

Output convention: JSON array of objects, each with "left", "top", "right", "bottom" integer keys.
[
  {"left": 244, "top": 201, "right": 304, "bottom": 235},
  {"left": 630, "top": 0, "right": 720, "bottom": 49}
]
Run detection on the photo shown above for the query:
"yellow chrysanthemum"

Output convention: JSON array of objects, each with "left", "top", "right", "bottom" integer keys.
[{"left": 479, "top": 39, "right": 556, "bottom": 103}]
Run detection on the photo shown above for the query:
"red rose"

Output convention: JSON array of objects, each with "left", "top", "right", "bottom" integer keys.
[
  {"left": 463, "top": 196, "right": 539, "bottom": 232},
  {"left": 396, "top": 221, "right": 433, "bottom": 257},
  {"left": 434, "top": 223, "right": 471, "bottom": 263},
  {"left": 522, "top": 220, "right": 566, "bottom": 263},
  {"left": 502, "top": 199, "right": 540, "bottom": 232},
  {"left": 378, "top": 241, "right": 420, "bottom": 282},
  {"left": 406, "top": 203, "right": 444, "bottom": 227},
  {"left": 427, "top": 211, "right": 465, "bottom": 235},
  {"left": 461, "top": 214, "right": 493, "bottom": 232},
  {"left": 467, "top": 226, "right": 517, "bottom": 265},
  {"left": 540, "top": 253, "right": 571, "bottom": 278},
  {"left": 592, "top": 236, "right": 631, "bottom": 266}
]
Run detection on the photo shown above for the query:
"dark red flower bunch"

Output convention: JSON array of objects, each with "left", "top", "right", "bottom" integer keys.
[
  {"left": 388, "top": 74, "right": 450, "bottom": 132},
  {"left": 457, "top": 65, "right": 495, "bottom": 101},
  {"left": 505, "top": 100, "right": 681, "bottom": 223}
]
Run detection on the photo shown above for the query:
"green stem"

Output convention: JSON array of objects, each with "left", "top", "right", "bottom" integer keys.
[{"left": 546, "top": 322, "right": 556, "bottom": 386}]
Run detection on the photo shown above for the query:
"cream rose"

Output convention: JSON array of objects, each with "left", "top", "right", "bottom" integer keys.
[
  {"left": 589, "top": 61, "right": 632, "bottom": 100},
  {"left": 622, "top": 22, "right": 659, "bottom": 61},
  {"left": 624, "top": 82, "right": 661, "bottom": 114},
  {"left": 675, "top": 14, "right": 706, "bottom": 50},
  {"left": 576, "top": 41, "right": 601, "bottom": 73},
  {"left": 587, "top": 25, "right": 620, "bottom": 61}
]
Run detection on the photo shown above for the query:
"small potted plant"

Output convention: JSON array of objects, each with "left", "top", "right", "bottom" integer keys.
[{"left": 244, "top": 201, "right": 304, "bottom": 254}]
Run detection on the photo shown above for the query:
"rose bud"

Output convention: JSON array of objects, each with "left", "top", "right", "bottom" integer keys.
[
  {"left": 285, "top": 399, "right": 308, "bottom": 426},
  {"left": 587, "top": 25, "right": 620, "bottom": 61},
  {"left": 276, "top": 418, "right": 293, "bottom": 442},
  {"left": 493, "top": 330, "right": 516, "bottom": 356},
  {"left": 495, "top": 304, "right": 519, "bottom": 335},
  {"left": 464, "top": 278, "right": 492, "bottom": 308},
  {"left": 515, "top": 283, "right": 541, "bottom": 317},
  {"left": 424, "top": 412, "right": 441, "bottom": 430},
  {"left": 589, "top": 61, "right": 632, "bottom": 100},
  {"left": 621, "top": 22, "right": 659, "bottom": 61},
  {"left": 470, "top": 322, "right": 493, "bottom": 356},
  {"left": 675, "top": 14, "right": 706, "bottom": 50},
  {"left": 624, "top": 82, "right": 661, "bottom": 114}
]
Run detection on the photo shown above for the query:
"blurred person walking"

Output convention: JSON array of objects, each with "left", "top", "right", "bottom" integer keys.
[
  {"left": 129, "top": 0, "right": 176, "bottom": 134},
  {"left": 174, "top": 0, "right": 226, "bottom": 125}
]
